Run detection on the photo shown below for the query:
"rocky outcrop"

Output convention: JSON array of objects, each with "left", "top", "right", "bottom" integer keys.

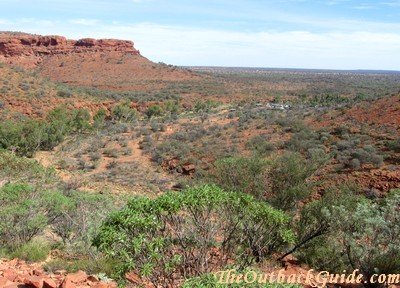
[
  {"left": 0, "top": 32, "right": 140, "bottom": 67},
  {"left": 0, "top": 258, "right": 117, "bottom": 288}
]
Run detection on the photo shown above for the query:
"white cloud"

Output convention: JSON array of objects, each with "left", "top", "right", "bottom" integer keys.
[
  {"left": 382, "top": 0, "right": 400, "bottom": 6},
  {"left": 1, "top": 19, "right": 400, "bottom": 70},
  {"left": 69, "top": 18, "right": 99, "bottom": 26}
]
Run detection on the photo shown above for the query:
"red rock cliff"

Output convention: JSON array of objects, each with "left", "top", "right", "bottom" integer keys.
[{"left": 0, "top": 32, "right": 140, "bottom": 67}]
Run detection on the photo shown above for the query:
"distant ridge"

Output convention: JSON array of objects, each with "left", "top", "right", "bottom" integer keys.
[{"left": 185, "top": 66, "right": 400, "bottom": 75}]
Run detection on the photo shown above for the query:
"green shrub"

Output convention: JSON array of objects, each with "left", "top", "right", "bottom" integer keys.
[
  {"left": 329, "top": 190, "right": 400, "bottom": 285},
  {"left": 294, "top": 184, "right": 360, "bottom": 271},
  {"left": 0, "top": 150, "right": 55, "bottom": 184},
  {"left": 70, "top": 108, "right": 91, "bottom": 132},
  {"left": 296, "top": 188, "right": 400, "bottom": 287},
  {"left": 52, "top": 191, "right": 115, "bottom": 252},
  {"left": 44, "top": 256, "right": 121, "bottom": 278},
  {"left": 57, "top": 86, "right": 73, "bottom": 98},
  {"left": 11, "top": 239, "right": 51, "bottom": 262},
  {"left": 0, "top": 118, "right": 44, "bottom": 157},
  {"left": 0, "top": 183, "right": 70, "bottom": 249},
  {"left": 164, "top": 100, "right": 180, "bottom": 115},
  {"left": 267, "top": 152, "right": 321, "bottom": 211},
  {"left": 212, "top": 156, "right": 269, "bottom": 199},
  {"left": 285, "top": 128, "right": 324, "bottom": 153},
  {"left": 111, "top": 102, "right": 137, "bottom": 123},
  {"left": 94, "top": 185, "right": 294, "bottom": 286},
  {"left": 146, "top": 104, "right": 164, "bottom": 118},
  {"left": 387, "top": 138, "right": 400, "bottom": 152},
  {"left": 0, "top": 107, "right": 92, "bottom": 156},
  {"left": 151, "top": 140, "right": 190, "bottom": 165},
  {"left": 246, "top": 135, "right": 275, "bottom": 156},
  {"left": 93, "top": 108, "right": 107, "bottom": 129},
  {"left": 194, "top": 99, "right": 219, "bottom": 112},
  {"left": 335, "top": 142, "right": 384, "bottom": 169}
]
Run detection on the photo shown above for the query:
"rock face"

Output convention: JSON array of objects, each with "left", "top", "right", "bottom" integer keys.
[
  {"left": 0, "top": 32, "right": 140, "bottom": 67},
  {"left": 0, "top": 258, "right": 117, "bottom": 288}
]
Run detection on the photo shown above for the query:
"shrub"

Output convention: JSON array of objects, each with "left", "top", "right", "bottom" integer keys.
[
  {"left": 194, "top": 99, "right": 219, "bottom": 112},
  {"left": 151, "top": 140, "right": 190, "bottom": 165},
  {"left": 44, "top": 256, "right": 121, "bottom": 277},
  {"left": 103, "top": 148, "right": 119, "bottom": 158},
  {"left": 267, "top": 152, "right": 319, "bottom": 211},
  {"left": 146, "top": 104, "right": 164, "bottom": 118},
  {"left": 94, "top": 185, "right": 294, "bottom": 286},
  {"left": 0, "top": 107, "right": 93, "bottom": 156},
  {"left": 335, "top": 142, "right": 384, "bottom": 169},
  {"left": 11, "top": 239, "right": 51, "bottom": 262},
  {"left": 41, "top": 107, "right": 73, "bottom": 150},
  {"left": 164, "top": 100, "right": 180, "bottom": 115},
  {"left": 285, "top": 128, "right": 323, "bottom": 153},
  {"left": 70, "top": 108, "right": 91, "bottom": 132},
  {"left": 246, "top": 135, "right": 275, "bottom": 156},
  {"left": 293, "top": 184, "right": 360, "bottom": 271},
  {"left": 0, "top": 150, "right": 55, "bottom": 184},
  {"left": 0, "top": 183, "right": 70, "bottom": 249},
  {"left": 328, "top": 190, "right": 400, "bottom": 286},
  {"left": 0, "top": 118, "right": 45, "bottom": 157},
  {"left": 93, "top": 108, "right": 107, "bottom": 129},
  {"left": 387, "top": 138, "right": 400, "bottom": 152},
  {"left": 295, "top": 187, "right": 400, "bottom": 287},
  {"left": 212, "top": 156, "right": 269, "bottom": 199},
  {"left": 52, "top": 191, "right": 115, "bottom": 252},
  {"left": 57, "top": 87, "right": 73, "bottom": 98},
  {"left": 111, "top": 102, "right": 137, "bottom": 123}
]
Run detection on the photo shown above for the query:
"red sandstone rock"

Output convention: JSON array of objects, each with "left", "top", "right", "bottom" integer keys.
[
  {"left": 64, "top": 270, "right": 87, "bottom": 283},
  {"left": 24, "top": 275, "right": 44, "bottom": 288},
  {"left": 0, "top": 276, "right": 9, "bottom": 286},
  {"left": 3, "top": 269, "right": 17, "bottom": 281},
  {"left": 125, "top": 272, "right": 142, "bottom": 285},
  {"left": 0, "top": 259, "right": 117, "bottom": 288},
  {"left": 4, "top": 283, "right": 21, "bottom": 288},
  {"left": 43, "top": 278, "right": 57, "bottom": 288},
  {"left": 33, "top": 269, "right": 44, "bottom": 276},
  {"left": 0, "top": 32, "right": 140, "bottom": 68},
  {"left": 61, "top": 278, "right": 75, "bottom": 288},
  {"left": 91, "top": 283, "right": 109, "bottom": 288}
]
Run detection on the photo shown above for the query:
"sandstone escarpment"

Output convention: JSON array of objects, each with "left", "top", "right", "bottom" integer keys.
[{"left": 0, "top": 32, "right": 140, "bottom": 67}]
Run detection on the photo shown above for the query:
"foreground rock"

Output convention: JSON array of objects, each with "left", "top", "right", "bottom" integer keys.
[{"left": 0, "top": 258, "right": 117, "bottom": 288}]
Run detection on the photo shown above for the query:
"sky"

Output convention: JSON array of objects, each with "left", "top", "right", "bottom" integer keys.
[{"left": 1, "top": 0, "right": 400, "bottom": 70}]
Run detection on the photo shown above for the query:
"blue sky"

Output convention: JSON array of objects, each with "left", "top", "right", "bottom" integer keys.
[{"left": 1, "top": 0, "right": 400, "bottom": 70}]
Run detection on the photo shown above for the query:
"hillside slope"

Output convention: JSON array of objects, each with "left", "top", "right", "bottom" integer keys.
[{"left": 0, "top": 32, "right": 198, "bottom": 90}]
